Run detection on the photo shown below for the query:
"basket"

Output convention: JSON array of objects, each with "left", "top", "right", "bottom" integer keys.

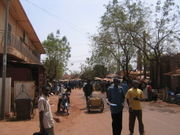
[{"left": 88, "top": 97, "right": 102, "bottom": 106}]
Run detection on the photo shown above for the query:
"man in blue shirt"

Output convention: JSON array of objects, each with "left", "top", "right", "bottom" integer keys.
[
  {"left": 107, "top": 78, "right": 125, "bottom": 135},
  {"left": 121, "top": 76, "right": 129, "bottom": 95}
]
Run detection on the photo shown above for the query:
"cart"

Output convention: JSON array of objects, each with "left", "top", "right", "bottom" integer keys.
[{"left": 87, "top": 97, "right": 104, "bottom": 113}]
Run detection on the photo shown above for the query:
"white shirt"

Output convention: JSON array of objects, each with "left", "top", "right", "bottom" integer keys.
[{"left": 38, "top": 95, "right": 54, "bottom": 129}]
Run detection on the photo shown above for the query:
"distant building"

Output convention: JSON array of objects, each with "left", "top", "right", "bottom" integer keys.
[{"left": 150, "top": 53, "right": 180, "bottom": 90}]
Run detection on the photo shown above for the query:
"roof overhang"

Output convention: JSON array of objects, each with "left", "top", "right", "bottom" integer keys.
[
  {"left": 9, "top": 0, "right": 45, "bottom": 54},
  {"left": 8, "top": 59, "right": 45, "bottom": 69}
]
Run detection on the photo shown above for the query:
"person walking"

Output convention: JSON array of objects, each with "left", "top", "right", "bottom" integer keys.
[
  {"left": 147, "top": 82, "right": 153, "bottom": 101},
  {"left": 107, "top": 78, "right": 125, "bottom": 135},
  {"left": 83, "top": 79, "right": 93, "bottom": 107},
  {"left": 38, "top": 86, "right": 56, "bottom": 135},
  {"left": 125, "top": 80, "right": 144, "bottom": 135},
  {"left": 121, "top": 76, "right": 129, "bottom": 95}
]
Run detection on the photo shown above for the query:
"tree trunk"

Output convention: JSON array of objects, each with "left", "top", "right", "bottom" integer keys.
[
  {"left": 126, "top": 57, "right": 129, "bottom": 77},
  {"left": 117, "top": 60, "right": 121, "bottom": 74},
  {"left": 143, "top": 31, "right": 147, "bottom": 79},
  {"left": 126, "top": 64, "right": 129, "bottom": 77},
  {"left": 143, "top": 62, "right": 147, "bottom": 79},
  {"left": 156, "top": 59, "right": 161, "bottom": 89},
  {"left": 137, "top": 49, "right": 142, "bottom": 71}
]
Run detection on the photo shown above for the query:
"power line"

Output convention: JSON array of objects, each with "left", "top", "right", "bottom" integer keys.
[
  {"left": 21, "top": 0, "right": 92, "bottom": 70},
  {"left": 22, "top": 0, "right": 88, "bottom": 36}
]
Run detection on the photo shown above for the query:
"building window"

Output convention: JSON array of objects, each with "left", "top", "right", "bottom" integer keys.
[{"left": 22, "top": 30, "right": 28, "bottom": 44}]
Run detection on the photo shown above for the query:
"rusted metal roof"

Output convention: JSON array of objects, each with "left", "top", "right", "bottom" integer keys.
[
  {"left": 129, "top": 71, "right": 150, "bottom": 75},
  {"left": 9, "top": 0, "right": 45, "bottom": 54},
  {"left": 106, "top": 74, "right": 121, "bottom": 78},
  {"left": 164, "top": 69, "right": 180, "bottom": 77},
  {"left": 94, "top": 77, "right": 113, "bottom": 82}
]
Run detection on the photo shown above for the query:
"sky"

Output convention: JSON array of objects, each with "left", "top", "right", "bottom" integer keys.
[
  {"left": 19, "top": 0, "right": 180, "bottom": 73},
  {"left": 20, "top": 0, "right": 110, "bottom": 73}
]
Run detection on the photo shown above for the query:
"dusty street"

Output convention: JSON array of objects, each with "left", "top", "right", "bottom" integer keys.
[{"left": 0, "top": 89, "right": 180, "bottom": 135}]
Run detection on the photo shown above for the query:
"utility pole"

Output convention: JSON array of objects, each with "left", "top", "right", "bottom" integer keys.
[{"left": 1, "top": 0, "right": 10, "bottom": 119}]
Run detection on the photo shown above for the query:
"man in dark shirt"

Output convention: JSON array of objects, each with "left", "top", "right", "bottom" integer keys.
[
  {"left": 107, "top": 78, "right": 125, "bottom": 135},
  {"left": 83, "top": 80, "right": 93, "bottom": 107}
]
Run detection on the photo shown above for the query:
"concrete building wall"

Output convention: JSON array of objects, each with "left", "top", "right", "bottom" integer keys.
[
  {"left": 0, "top": 1, "right": 39, "bottom": 60},
  {"left": 150, "top": 54, "right": 180, "bottom": 90}
]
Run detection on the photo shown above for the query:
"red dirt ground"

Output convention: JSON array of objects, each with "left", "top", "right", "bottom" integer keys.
[{"left": 0, "top": 89, "right": 180, "bottom": 135}]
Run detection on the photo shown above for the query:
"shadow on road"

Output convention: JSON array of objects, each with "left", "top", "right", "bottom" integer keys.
[
  {"left": 146, "top": 101, "right": 180, "bottom": 114},
  {"left": 84, "top": 110, "right": 104, "bottom": 114},
  {"left": 55, "top": 112, "right": 69, "bottom": 116}
]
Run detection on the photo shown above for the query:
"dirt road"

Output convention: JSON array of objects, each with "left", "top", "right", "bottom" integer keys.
[{"left": 0, "top": 89, "right": 180, "bottom": 135}]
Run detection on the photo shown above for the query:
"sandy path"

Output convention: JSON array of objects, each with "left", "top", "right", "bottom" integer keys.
[{"left": 0, "top": 89, "right": 180, "bottom": 135}]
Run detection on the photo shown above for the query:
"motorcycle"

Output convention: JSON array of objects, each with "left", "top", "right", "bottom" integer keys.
[
  {"left": 60, "top": 92, "right": 70, "bottom": 115},
  {"left": 175, "top": 93, "right": 180, "bottom": 105},
  {"left": 167, "top": 90, "right": 176, "bottom": 103}
]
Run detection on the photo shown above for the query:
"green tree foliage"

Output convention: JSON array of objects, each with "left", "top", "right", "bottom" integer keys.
[
  {"left": 89, "top": 0, "right": 147, "bottom": 76},
  {"left": 93, "top": 65, "right": 108, "bottom": 78},
  {"left": 128, "top": 0, "right": 180, "bottom": 88},
  {"left": 88, "top": 0, "right": 180, "bottom": 88},
  {"left": 42, "top": 30, "right": 71, "bottom": 80},
  {"left": 129, "top": 0, "right": 180, "bottom": 58},
  {"left": 80, "top": 64, "right": 94, "bottom": 80},
  {"left": 70, "top": 71, "right": 81, "bottom": 79},
  {"left": 80, "top": 63, "right": 107, "bottom": 80}
]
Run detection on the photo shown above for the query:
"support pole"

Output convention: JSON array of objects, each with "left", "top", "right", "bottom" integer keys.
[{"left": 1, "top": 0, "right": 10, "bottom": 119}]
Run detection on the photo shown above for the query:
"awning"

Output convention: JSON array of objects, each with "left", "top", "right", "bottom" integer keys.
[{"left": 8, "top": 60, "right": 45, "bottom": 69}]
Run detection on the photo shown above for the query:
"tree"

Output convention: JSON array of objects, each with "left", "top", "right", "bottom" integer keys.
[
  {"left": 89, "top": 39, "right": 118, "bottom": 73},
  {"left": 80, "top": 64, "right": 94, "bottom": 80},
  {"left": 42, "top": 30, "right": 71, "bottom": 80},
  {"left": 93, "top": 64, "right": 108, "bottom": 78},
  {"left": 127, "top": 0, "right": 180, "bottom": 88},
  {"left": 80, "top": 60, "right": 108, "bottom": 80},
  {"left": 90, "top": 0, "right": 146, "bottom": 76},
  {"left": 70, "top": 71, "right": 81, "bottom": 79}
]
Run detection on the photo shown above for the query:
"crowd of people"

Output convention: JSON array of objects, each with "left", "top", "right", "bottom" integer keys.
[
  {"left": 105, "top": 78, "right": 145, "bottom": 135},
  {"left": 35, "top": 80, "right": 84, "bottom": 135},
  {"left": 81, "top": 77, "right": 152, "bottom": 135},
  {"left": 35, "top": 77, "right": 154, "bottom": 135},
  {"left": 47, "top": 80, "right": 83, "bottom": 95}
]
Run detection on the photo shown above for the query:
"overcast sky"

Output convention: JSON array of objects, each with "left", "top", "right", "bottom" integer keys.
[{"left": 20, "top": 0, "right": 180, "bottom": 73}]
